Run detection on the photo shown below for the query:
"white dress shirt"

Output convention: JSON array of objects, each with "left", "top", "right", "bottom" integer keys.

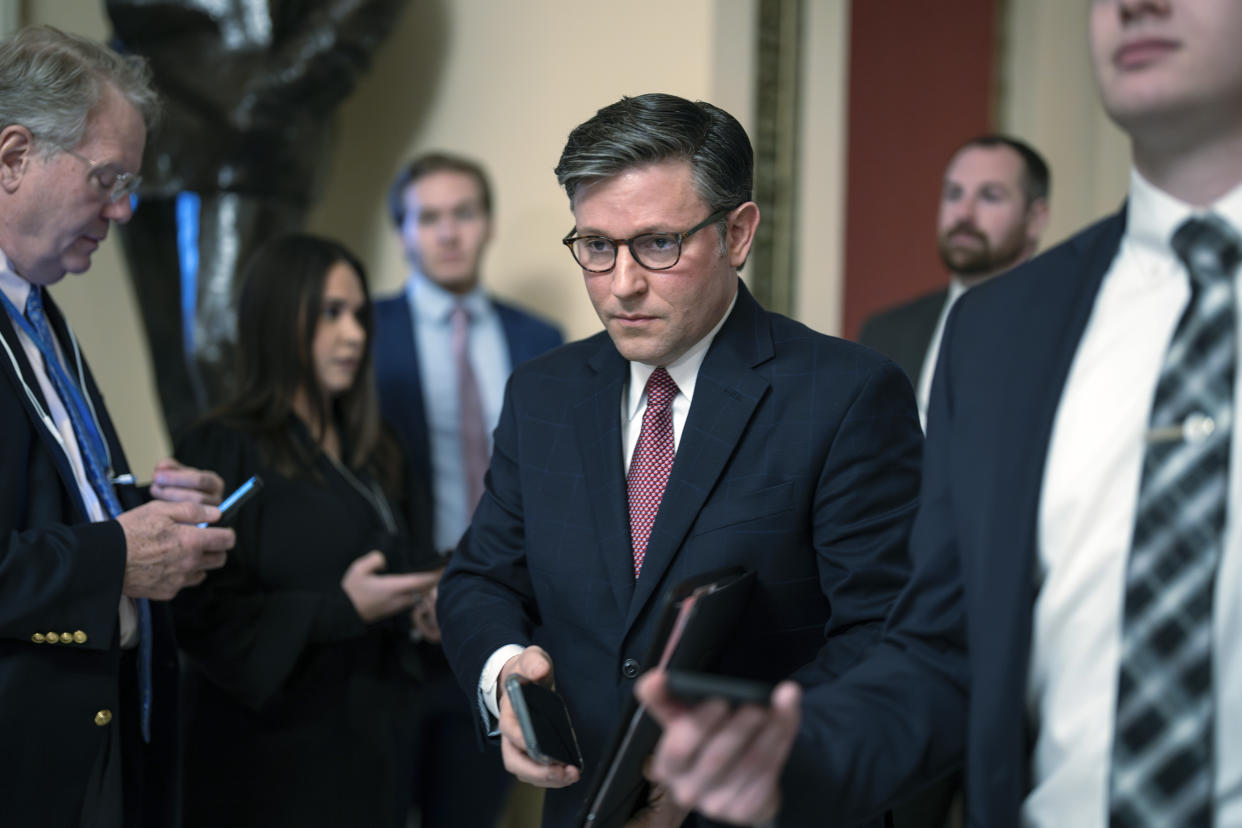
[
  {"left": 0, "top": 255, "right": 137, "bottom": 645},
  {"left": 916, "top": 277, "right": 967, "bottom": 430},
  {"left": 1025, "top": 170, "right": 1242, "bottom": 827},
  {"left": 476, "top": 291, "right": 739, "bottom": 721},
  {"left": 406, "top": 270, "right": 510, "bottom": 552}
]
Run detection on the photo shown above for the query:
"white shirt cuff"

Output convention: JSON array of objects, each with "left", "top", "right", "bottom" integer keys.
[{"left": 479, "top": 644, "right": 526, "bottom": 722}]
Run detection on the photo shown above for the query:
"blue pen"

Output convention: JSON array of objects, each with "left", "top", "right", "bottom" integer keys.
[{"left": 197, "top": 475, "right": 263, "bottom": 527}]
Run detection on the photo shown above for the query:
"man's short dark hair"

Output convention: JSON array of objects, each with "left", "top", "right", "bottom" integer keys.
[
  {"left": 954, "top": 134, "right": 1051, "bottom": 205},
  {"left": 554, "top": 93, "right": 752, "bottom": 215},
  {"left": 388, "top": 151, "right": 493, "bottom": 227}
]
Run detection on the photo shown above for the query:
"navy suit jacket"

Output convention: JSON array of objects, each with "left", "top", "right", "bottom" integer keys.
[
  {"left": 784, "top": 211, "right": 1129, "bottom": 826},
  {"left": 858, "top": 288, "right": 948, "bottom": 388},
  {"left": 0, "top": 290, "right": 178, "bottom": 827},
  {"left": 437, "top": 281, "right": 923, "bottom": 827},
  {"left": 372, "top": 290, "right": 564, "bottom": 501}
]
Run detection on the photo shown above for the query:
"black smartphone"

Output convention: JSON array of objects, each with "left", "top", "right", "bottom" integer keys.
[
  {"left": 505, "top": 674, "right": 583, "bottom": 768},
  {"left": 664, "top": 670, "right": 775, "bottom": 707},
  {"left": 197, "top": 475, "right": 263, "bottom": 528}
]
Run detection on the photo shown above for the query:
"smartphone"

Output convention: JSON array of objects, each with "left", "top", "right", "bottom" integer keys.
[
  {"left": 664, "top": 670, "right": 775, "bottom": 707},
  {"left": 504, "top": 674, "right": 583, "bottom": 768},
  {"left": 197, "top": 475, "right": 263, "bottom": 528}
]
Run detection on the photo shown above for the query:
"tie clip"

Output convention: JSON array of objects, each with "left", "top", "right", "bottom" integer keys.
[{"left": 1146, "top": 412, "right": 1216, "bottom": 445}]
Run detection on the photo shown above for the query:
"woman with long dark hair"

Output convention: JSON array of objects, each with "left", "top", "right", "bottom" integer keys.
[{"left": 172, "top": 233, "right": 440, "bottom": 827}]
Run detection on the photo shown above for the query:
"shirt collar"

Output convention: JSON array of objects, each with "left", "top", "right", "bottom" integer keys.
[
  {"left": 1125, "top": 166, "right": 1242, "bottom": 262},
  {"left": 0, "top": 250, "right": 34, "bottom": 315},
  {"left": 945, "top": 276, "right": 969, "bottom": 302},
  {"left": 626, "top": 288, "right": 739, "bottom": 421},
  {"left": 406, "top": 269, "right": 489, "bottom": 322}
]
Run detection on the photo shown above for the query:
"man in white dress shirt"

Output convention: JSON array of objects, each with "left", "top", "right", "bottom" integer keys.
[{"left": 635, "top": 2, "right": 1242, "bottom": 826}]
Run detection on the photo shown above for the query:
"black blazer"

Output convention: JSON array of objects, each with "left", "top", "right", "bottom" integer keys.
[
  {"left": 437, "top": 281, "right": 924, "bottom": 827},
  {"left": 858, "top": 288, "right": 949, "bottom": 388},
  {"left": 780, "top": 211, "right": 1129, "bottom": 826},
  {"left": 0, "top": 289, "right": 178, "bottom": 827}
]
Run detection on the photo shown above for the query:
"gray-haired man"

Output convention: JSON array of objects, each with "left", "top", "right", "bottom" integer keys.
[{"left": 0, "top": 26, "right": 234, "bottom": 827}]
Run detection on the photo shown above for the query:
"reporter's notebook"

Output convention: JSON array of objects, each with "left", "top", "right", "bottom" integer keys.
[{"left": 578, "top": 567, "right": 755, "bottom": 828}]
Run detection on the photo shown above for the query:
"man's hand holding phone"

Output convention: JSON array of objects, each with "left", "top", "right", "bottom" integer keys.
[
  {"left": 497, "top": 646, "right": 581, "bottom": 788},
  {"left": 635, "top": 668, "right": 800, "bottom": 826}
]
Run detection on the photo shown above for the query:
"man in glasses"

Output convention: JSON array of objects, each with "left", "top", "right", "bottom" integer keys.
[
  {"left": 0, "top": 26, "right": 235, "bottom": 827},
  {"left": 437, "top": 92, "right": 922, "bottom": 827}
]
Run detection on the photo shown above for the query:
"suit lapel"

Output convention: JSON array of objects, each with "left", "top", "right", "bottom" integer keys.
[
  {"left": 44, "top": 294, "right": 139, "bottom": 508},
  {"left": 0, "top": 296, "right": 96, "bottom": 518},
  {"left": 573, "top": 336, "right": 635, "bottom": 614},
  {"left": 976, "top": 212, "right": 1128, "bottom": 674},
  {"left": 373, "top": 296, "right": 431, "bottom": 478},
  {"left": 626, "top": 283, "right": 772, "bottom": 627}
]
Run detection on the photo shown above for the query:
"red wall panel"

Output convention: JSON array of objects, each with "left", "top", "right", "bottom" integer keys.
[{"left": 842, "top": 1, "right": 996, "bottom": 339}]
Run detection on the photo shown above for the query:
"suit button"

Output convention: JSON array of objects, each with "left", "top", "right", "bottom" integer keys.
[
  {"left": 61, "top": 632, "right": 73, "bottom": 643},
  {"left": 32, "top": 633, "right": 45, "bottom": 643},
  {"left": 73, "top": 631, "right": 88, "bottom": 644},
  {"left": 621, "top": 658, "right": 640, "bottom": 679},
  {"left": 94, "top": 709, "right": 113, "bottom": 727},
  {"left": 46, "top": 632, "right": 59, "bottom": 644}
]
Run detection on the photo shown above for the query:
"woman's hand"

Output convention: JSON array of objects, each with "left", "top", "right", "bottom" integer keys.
[{"left": 341, "top": 550, "right": 440, "bottom": 623}]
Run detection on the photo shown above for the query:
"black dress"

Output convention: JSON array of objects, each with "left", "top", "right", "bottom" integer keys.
[{"left": 173, "top": 419, "right": 436, "bottom": 828}]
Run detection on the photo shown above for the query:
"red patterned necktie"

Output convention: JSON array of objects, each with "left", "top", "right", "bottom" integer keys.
[
  {"left": 627, "top": 367, "right": 678, "bottom": 578},
  {"left": 451, "top": 304, "right": 489, "bottom": 513}
]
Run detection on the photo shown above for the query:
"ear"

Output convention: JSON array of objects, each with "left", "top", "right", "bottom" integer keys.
[
  {"left": 726, "top": 201, "right": 761, "bottom": 268},
  {"left": 1025, "top": 197, "right": 1050, "bottom": 248},
  {"left": 0, "top": 125, "right": 35, "bottom": 195}
]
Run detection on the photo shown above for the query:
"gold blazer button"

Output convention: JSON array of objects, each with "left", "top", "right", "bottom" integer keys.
[
  {"left": 94, "top": 709, "right": 113, "bottom": 727},
  {"left": 31, "top": 633, "right": 45, "bottom": 643},
  {"left": 73, "top": 631, "right": 88, "bottom": 644},
  {"left": 46, "top": 632, "right": 59, "bottom": 644}
]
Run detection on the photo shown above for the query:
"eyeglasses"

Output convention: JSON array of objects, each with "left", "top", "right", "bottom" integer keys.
[
  {"left": 54, "top": 143, "right": 142, "bottom": 204},
  {"left": 562, "top": 207, "right": 734, "bottom": 273}
]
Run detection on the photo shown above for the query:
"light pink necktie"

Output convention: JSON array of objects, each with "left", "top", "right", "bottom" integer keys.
[
  {"left": 451, "top": 304, "right": 489, "bottom": 512},
  {"left": 627, "top": 367, "right": 678, "bottom": 578}
]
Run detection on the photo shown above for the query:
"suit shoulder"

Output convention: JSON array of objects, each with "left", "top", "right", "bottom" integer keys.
[
  {"left": 961, "top": 210, "right": 1125, "bottom": 314},
  {"left": 509, "top": 330, "right": 608, "bottom": 378},
  {"left": 860, "top": 288, "right": 948, "bottom": 336},
  {"left": 492, "top": 297, "right": 563, "bottom": 340},
  {"left": 767, "top": 309, "right": 905, "bottom": 379}
]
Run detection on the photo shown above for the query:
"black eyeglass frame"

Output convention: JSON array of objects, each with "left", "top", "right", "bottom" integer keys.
[{"left": 561, "top": 206, "right": 736, "bottom": 273}]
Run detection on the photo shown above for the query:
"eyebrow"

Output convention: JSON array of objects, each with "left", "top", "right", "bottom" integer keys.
[{"left": 572, "top": 223, "right": 677, "bottom": 237}]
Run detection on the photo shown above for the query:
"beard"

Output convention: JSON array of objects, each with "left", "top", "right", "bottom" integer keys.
[{"left": 937, "top": 221, "right": 1028, "bottom": 277}]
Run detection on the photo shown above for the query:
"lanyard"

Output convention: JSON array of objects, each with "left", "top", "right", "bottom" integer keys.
[{"left": 0, "top": 287, "right": 113, "bottom": 474}]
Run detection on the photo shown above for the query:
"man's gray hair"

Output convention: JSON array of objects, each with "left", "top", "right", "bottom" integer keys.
[
  {"left": 0, "top": 25, "right": 158, "bottom": 155},
  {"left": 555, "top": 93, "right": 753, "bottom": 217}
]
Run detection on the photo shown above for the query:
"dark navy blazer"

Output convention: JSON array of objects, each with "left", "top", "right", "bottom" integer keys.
[
  {"left": 858, "top": 287, "right": 949, "bottom": 388},
  {"left": 0, "top": 290, "right": 178, "bottom": 827},
  {"left": 783, "top": 211, "right": 1129, "bottom": 826},
  {"left": 437, "top": 281, "right": 924, "bottom": 827},
  {"left": 371, "top": 290, "right": 564, "bottom": 501}
]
